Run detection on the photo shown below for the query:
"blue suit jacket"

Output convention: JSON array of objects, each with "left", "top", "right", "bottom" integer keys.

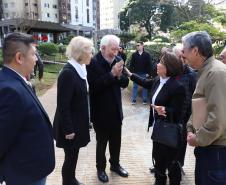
[{"left": 0, "top": 67, "right": 55, "bottom": 185}]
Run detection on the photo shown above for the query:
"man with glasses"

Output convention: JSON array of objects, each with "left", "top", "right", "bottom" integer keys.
[
  {"left": 183, "top": 31, "right": 226, "bottom": 185},
  {"left": 129, "top": 41, "right": 153, "bottom": 105}
]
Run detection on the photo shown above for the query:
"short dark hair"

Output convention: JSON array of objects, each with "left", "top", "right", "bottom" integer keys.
[
  {"left": 161, "top": 49, "right": 183, "bottom": 77},
  {"left": 2, "top": 32, "right": 34, "bottom": 64}
]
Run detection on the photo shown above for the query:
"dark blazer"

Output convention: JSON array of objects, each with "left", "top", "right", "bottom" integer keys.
[
  {"left": 53, "top": 63, "right": 90, "bottom": 149},
  {"left": 87, "top": 52, "right": 129, "bottom": 129},
  {"left": 0, "top": 67, "right": 55, "bottom": 185},
  {"left": 130, "top": 74, "right": 185, "bottom": 129}
]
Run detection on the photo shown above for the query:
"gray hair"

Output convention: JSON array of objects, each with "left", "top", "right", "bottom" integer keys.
[
  {"left": 66, "top": 36, "right": 93, "bottom": 62},
  {"left": 182, "top": 31, "right": 213, "bottom": 58},
  {"left": 100, "top": 35, "right": 120, "bottom": 49},
  {"left": 172, "top": 45, "right": 183, "bottom": 57}
]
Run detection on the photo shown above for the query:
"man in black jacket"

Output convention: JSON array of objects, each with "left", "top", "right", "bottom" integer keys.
[
  {"left": 87, "top": 35, "right": 129, "bottom": 183},
  {"left": 129, "top": 41, "right": 152, "bottom": 105}
]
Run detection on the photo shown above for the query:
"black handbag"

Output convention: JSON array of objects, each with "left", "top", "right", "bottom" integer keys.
[{"left": 151, "top": 117, "right": 183, "bottom": 148}]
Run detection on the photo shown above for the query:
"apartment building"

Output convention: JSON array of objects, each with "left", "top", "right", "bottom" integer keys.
[
  {"left": 0, "top": 0, "right": 69, "bottom": 43},
  {"left": 59, "top": 0, "right": 94, "bottom": 37},
  {"left": 99, "top": 0, "right": 127, "bottom": 30}
]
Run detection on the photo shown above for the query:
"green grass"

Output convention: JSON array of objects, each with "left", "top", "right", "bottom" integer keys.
[
  {"left": 36, "top": 63, "right": 64, "bottom": 96},
  {"left": 42, "top": 53, "right": 67, "bottom": 63}
]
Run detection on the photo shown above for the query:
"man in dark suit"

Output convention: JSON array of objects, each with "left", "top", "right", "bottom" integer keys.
[
  {"left": 0, "top": 32, "right": 55, "bottom": 185},
  {"left": 87, "top": 35, "right": 129, "bottom": 183}
]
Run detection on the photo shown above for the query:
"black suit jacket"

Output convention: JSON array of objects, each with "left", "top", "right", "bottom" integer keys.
[
  {"left": 53, "top": 63, "right": 90, "bottom": 149},
  {"left": 0, "top": 67, "right": 55, "bottom": 185},
  {"left": 130, "top": 74, "right": 185, "bottom": 129},
  {"left": 87, "top": 52, "right": 129, "bottom": 129}
]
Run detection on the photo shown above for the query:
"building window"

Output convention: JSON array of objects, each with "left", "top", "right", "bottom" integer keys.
[
  {"left": 44, "top": 3, "right": 49, "bottom": 8},
  {"left": 35, "top": 13, "right": 38, "bottom": 16},
  {"left": 25, "top": 2, "right": 28, "bottom": 6},
  {"left": 33, "top": 3, "right": 38, "bottom": 6},
  {"left": 11, "top": 2, "right": 15, "bottom": 8},
  {"left": 5, "top": 13, "right": 9, "bottom": 18},
  {"left": 55, "top": 13, "right": 58, "bottom": 18},
  {"left": 86, "top": 0, "right": 89, "bottom": 6},
  {"left": 75, "top": 0, "right": 78, "bottom": 4},
  {"left": 53, "top": 5, "right": 57, "bottom": 9},
  {"left": 67, "top": 4, "right": 70, "bottom": 11},
  {"left": 12, "top": 12, "right": 16, "bottom": 17},
  {"left": 47, "top": 13, "right": 50, "bottom": 18},
  {"left": 87, "top": 8, "right": 90, "bottom": 23},
  {"left": 4, "top": 3, "right": 8, "bottom": 8},
  {"left": 26, "top": 12, "right": 29, "bottom": 16},
  {"left": 75, "top": 6, "right": 78, "bottom": 21}
]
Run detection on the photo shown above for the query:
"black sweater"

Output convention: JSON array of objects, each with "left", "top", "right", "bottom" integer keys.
[{"left": 129, "top": 50, "right": 152, "bottom": 75}]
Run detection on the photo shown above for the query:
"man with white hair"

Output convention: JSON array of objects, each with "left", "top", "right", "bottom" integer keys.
[{"left": 87, "top": 35, "right": 129, "bottom": 183}]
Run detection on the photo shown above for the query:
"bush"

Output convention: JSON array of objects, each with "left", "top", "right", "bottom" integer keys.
[
  {"left": 146, "top": 43, "right": 171, "bottom": 62},
  {"left": 59, "top": 34, "right": 75, "bottom": 45},
  {"left": 213, "top": 44, "right": 224, "bottom": 57},
  {"left": 37, "top": 43, "right": 59, "bottom": 56}
]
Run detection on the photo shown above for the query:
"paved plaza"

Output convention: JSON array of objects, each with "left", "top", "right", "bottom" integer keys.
[{"left": 37, "top": 83, "right": 196, "bottom": 185}]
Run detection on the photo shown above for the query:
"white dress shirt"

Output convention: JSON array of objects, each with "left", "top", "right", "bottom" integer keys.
[{"left": 152, "top": 77, "right": 170, "bottom": 125}]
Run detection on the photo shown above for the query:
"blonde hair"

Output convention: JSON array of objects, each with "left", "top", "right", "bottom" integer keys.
[{"left": 66, "top": 36, "right": 93, "bottom": 62}]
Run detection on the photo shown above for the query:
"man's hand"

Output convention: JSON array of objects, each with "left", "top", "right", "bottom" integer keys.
[
  {"left": 65, "top": 133, "right": 75, "bottom": 140},
  {"left": 111, "top": 60, "right": 124, "bottom": 77},
  {"left": 187, "top": 132, "right": 198, "bottom": 147}
]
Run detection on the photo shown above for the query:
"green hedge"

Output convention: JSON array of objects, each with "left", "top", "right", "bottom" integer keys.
[{"left": 37, "top": 43, "right": 59, "bottom": 56}]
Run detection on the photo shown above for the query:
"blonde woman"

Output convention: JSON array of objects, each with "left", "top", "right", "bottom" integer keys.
[{"left": 53, "top": 36, "right": 93, "bottom": 185}]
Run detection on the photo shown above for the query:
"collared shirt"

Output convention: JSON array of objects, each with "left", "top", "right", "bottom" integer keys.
[
  {"left": 68, "top": 58, "right": 89, "bottom": 90},
  {"left": 4, "top": 65, "right": 31, "bottom": 85},
  {"left": 152, "top": 77, "right": 170, "bottom": 125}
]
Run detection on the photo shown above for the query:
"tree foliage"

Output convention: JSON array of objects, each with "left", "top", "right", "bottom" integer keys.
[
  {"left": 171, "top": 20, "right": 225, "bottom": 42},
  {"left": 120, "top": 0, "right": 164, "bottom": 39}
]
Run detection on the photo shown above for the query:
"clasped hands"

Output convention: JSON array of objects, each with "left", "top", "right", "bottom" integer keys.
[{"left": 111, "top": 60, "right": 124, "bottom": 78}]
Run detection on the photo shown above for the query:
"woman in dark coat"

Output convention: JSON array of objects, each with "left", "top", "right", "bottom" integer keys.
[
  {"left": 125, "top": 49, "right": 185, "bottom": 185},
  {"left": 53, "top": 36, "right": 93, "bottom": 185}
]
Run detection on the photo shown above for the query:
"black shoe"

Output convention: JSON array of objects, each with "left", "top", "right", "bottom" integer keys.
[
  {"left": 97, "top": 170, "right": 109, "bottom": 183},
  {"left": 73, "top": 178, "right": 84, "bottom": 185},
  {"left": 110, "top": 165, "right": 128, "bottom": 177}
]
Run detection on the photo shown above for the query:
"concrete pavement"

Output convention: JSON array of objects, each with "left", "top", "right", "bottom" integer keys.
[{"left": 38, "top": 83, "right": 195, "bottom": 185}]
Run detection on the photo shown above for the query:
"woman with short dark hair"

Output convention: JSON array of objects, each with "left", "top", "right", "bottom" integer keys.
[{"left": 125, "top": 49, "right": 185, "bottom": 185}]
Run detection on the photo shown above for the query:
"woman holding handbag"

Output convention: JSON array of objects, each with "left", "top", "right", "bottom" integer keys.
[{"left": 125, "top": 49, "right": 185, "bottom": 185}]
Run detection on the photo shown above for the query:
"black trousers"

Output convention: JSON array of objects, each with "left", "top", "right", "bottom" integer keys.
[
  {"left": 62, "top": 148, "right": 79, "bottom": 185},
  {"left": 153, "top": 142, "right": 181, "bottom": 185},
  {"left": 95, "top": 124, "right": 122, "bottom": 170},
  {"left": 178, "top": 128, "right": 187, "bottom": 167}
]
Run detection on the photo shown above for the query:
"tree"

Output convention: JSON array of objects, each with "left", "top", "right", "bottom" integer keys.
[
  {"left": 118, "top": 32, "right": 136, "bottom": 46},
  {"left": 119, "top": 0, "right": 164, "bottom": 39},
  {"left": 171, "top": 20, "right": 225, "bottom": 42}
]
